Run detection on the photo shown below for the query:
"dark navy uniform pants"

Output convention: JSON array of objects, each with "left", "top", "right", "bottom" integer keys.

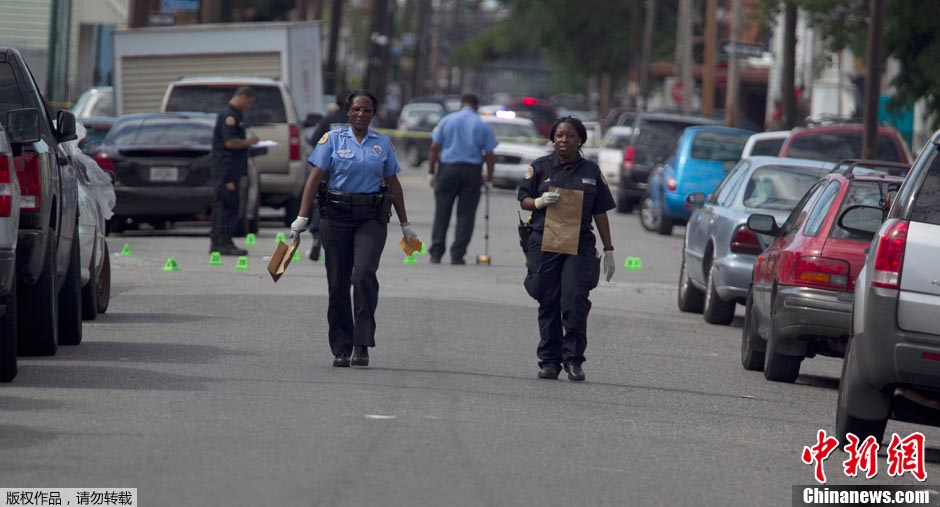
[
  {"left": 211, "top": 179, "right": 240, "bottom": 238},
  {"left": 524, "top": 233, "right": 600, "bottom": 367},
  {"left": 431, "top": 162, "right": 483, "bottom": 261},
  {"left": 320, "top": 203, "right": 387, "bottom": 356}
]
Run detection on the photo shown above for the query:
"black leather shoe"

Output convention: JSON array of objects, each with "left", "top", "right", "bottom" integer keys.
[
  {"left": 537, "top": 363, "right": 561, "bottom": 379},
  {"left": 333, "top": 354, "right": 351, "bottom": 367},
  {"left": 429, "top": 256, "right": 441, "bottom": 264},
  {"left": 451, "top": 258, "right": 466, "bottom": 265},
  {"left": 351, "top": 346, "right": 369, "bottom": 366},
  {"left": 563, "top": 363, "right": 585, "bottom": 381},
  {"left": 217, "top": 243, "right": 248, "bottom": 256}
]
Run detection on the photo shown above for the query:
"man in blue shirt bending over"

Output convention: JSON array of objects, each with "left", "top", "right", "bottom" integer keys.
[{"left": 427, "top": 93, "right": 497, "bottom": 265}]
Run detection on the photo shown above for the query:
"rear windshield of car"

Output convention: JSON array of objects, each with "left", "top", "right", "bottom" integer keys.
[
  {"left": 105, "top": 117, "right": 213, "bottom": 146},
  {"left": 0, "top": 63, "right": 25, "bottom": 118},
  {"left": 830, "top": 180, "right": 884, "bottom": 241},
  {"left": 488, "top": 122, "right": 537, "bottom": 140},
  {"left": 635, "top": 120, "right": 698, "bottom": 152},
  {"left": 72, "top": 91, "right": 114, "bottom": 118},
  {"left": 165, "top": 85, "right": 287, "bottom": 124},
  {"left": 743, "top": 166, "right": 822, "bottom": 210},
  {"left": 507, "top": 105, "right": 555, "bottom": 126},
  {"left": 690, "top": 132, "right": 748, "bottom": 161},
  {"left": 603, "top": 132, "right": 632, "bottom": 149},
  {"left": 786, "top": 131, "right": 902, "bottom": 163},
  {"left": 749, "top": 138, "right": 785, "bottom": 156},
  {"left": 909, "top": 153, "right": 940, "bottom": 226}
]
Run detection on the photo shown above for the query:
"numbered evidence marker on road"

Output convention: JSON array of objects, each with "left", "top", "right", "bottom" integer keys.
[
  {"left": 624, "top": 256, "right": 643, "bottom": 271},
  {"left": 120, "top": 243, "right": 132, "bottom": 256},
  {"left": 275, "top": 232, "right": 286, "bottom": 244},
  {"left": 403, "top": 254, "right": 417, "bottom": 265},
  {"left": 163, "top": 257, "right": 180, "bottom": 272},
  {"left": 236, "top": 256, "right": 249, "bottom": 270},
  {"left": 209, "top": 251, "right": 222, "bottom": 266},
  {"left": 245, "top": 233, "right": 257, "bottom": 246}
]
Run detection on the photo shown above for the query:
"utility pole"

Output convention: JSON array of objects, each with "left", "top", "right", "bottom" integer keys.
[
  {"left": 677, "top": 0, "right": 693, "bottom": 115},
  {"left": 702, "top": 0, "right": 717, "bottom": 117},
  {"left": 429, "top": 7, "right": 441, "bottom": 95},
  {"left": 411, "top": 0, "right": 431, "bottom": 99},
  {"left": 200, "top": 0, "right": 222, "bottom": 23},
  {"left": 128, "top": 0, "right": 150, "bottom": 28},
  {"left": 639, "top": 0, "right": 656, "bottom": 110},
  {"left": 724, "top": 0, "right": 743, "bottom": 126},
  {"left": 862, "top": 0, "right": 885, "bottom": 159},
  {"left": 324, "top": 0, "right": 344, "bottom": 94},
  {"left": 781, "top": 2, "right": 797, "bottom": 129}
]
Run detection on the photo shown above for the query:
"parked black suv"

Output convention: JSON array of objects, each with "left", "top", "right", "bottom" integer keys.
[{"left": 617, "top": 113, "right": 716, "bottom": 213}]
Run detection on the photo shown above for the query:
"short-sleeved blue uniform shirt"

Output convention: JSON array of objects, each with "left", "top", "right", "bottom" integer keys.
[
  {"left": 430, "top": 106, "right": 498, "bottom": 165},
  {"left": 308, "top": 127, "right": 401, "bottom": 194}
]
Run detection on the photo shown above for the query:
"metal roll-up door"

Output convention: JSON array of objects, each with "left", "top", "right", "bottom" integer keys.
[{"left": 121, "top": 52, "right": 282, "bottom": 114}]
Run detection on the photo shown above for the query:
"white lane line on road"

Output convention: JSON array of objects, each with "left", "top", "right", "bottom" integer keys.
[{"left": 364, "top": 414, "right": 396, "bottom": 420}]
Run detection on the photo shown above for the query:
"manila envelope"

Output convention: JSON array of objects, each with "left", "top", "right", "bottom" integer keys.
[
  {"left": 400, "top": 236, "right": 423, "bottom": 256},
  {"left": 542, "top": 187, "right": 583, "bottom": 255},
  {"left": 267, "top": 238, "right": 300, "bottom": 282}
]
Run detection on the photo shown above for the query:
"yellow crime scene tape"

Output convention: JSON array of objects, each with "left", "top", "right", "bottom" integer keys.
[{"left": 373, "top": 128, "right": 606, "bottom": 148}]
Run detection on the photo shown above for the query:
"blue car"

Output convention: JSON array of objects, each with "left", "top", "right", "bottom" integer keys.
[{"left": 640, "top": 126, "right": 754, "bottom": 235}]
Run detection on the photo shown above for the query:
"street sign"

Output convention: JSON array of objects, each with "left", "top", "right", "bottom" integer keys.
[
  {"left": 162, "top": 0, "right": 198, "bottom": 12},
  {"left": 148, "top": 12, "right": 176, "bottom": 26},
  {"left": 721, "top": 42, "right": 765, "bottom": 58},
  {"left": 670, "top": 81, "right": 684, "bottom": 105}
]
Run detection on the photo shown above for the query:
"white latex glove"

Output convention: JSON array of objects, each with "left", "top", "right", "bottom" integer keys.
[
  {"left": 483, "top": 180, "right": 492, "bottom": 192},
  {"left": 401, "top": 224, "right": 417, "bottom": 241},
  {"left": 603, "top": 250, "right": 616, "bottom": 282},
  {"left": 290, "top": 216, "right": 309, "bottom": 240},
  {"left": 534, "top": 191, "right": 560, "bottom": 209},
  {"left": 428, "top": 173, "right": 437, "bottom": 189}
]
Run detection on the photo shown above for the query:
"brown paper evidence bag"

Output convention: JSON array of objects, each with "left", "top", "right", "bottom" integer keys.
[
  {"left": 541, "top": 187, "right": 583, "bottom": 256},
  {"left": 267, "top": 239, "right": 300, "bottom": 282}
]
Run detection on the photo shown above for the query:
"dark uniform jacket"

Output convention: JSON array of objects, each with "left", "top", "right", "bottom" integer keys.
[
  {"left": 518, "top": 153, "right": 616, "bottom": 249},
  {"left": 212, "top": 103, "right": 249, "bottom": 184}
]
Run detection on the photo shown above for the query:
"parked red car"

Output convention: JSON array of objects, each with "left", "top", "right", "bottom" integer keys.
[
  {"left": 741, "top": 160, "right": 909, "bottom": 383},
  {"left": 779, "top": 124, "right": 912, "bottom": 164}
]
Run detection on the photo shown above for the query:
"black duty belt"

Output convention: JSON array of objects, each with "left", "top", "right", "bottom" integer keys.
[{"left": 325, "top": 190, "right": 383, "bottom": 207}]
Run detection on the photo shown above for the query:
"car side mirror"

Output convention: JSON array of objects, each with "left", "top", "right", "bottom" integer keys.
[
  {"left": 304, "top": 113, "right": 323, "bottom": 128},
  {"left": 837, "top": 205, "right": 885, "bottom": 238},
  {"left": 56, "top": 110, "right": 77, "bottom": 142},
  {"left": 686, "top": 192, "right": 706, "bottom": 208},
  {"left": 6, "top": 108, "right": 41, "bottom": 145},
  {"left": 747, "top": 214, "right": 780, "bottom": 236}
]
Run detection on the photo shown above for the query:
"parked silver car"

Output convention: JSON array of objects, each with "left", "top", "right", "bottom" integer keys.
[
  {"left": 679, "top": 156, "right": 831, "bottom": 324},
  {"left": 837, "top": 132, "right": 940, "bottom": 443}
]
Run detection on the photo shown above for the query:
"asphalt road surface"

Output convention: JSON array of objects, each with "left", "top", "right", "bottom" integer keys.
[{"left": 2, "top": 170, "right": 939, "bottom": 506}]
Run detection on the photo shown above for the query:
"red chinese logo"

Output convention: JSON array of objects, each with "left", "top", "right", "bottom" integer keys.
[
  {"left": 802, "top": 429, "right": 840, "bottom": 483},
  {"left": 842, "top": 434, "right": 880, "bottom": 479},
  {"left": 886, "top": 432, "right": 927, "bottom": 481}
]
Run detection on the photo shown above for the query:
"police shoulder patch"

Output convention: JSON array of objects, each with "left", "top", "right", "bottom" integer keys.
[
  {"left": 525, "top": 166, "right": 534, "bottom": 180},
  {"left": 318, "top": 133, "right": 329, "bottom": 145},
  {"left": 225, "top": 116, "right": 236, "bottom": 126}
]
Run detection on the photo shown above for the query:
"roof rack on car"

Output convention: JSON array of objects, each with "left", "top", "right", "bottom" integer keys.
[{"left": 830, "top": 158, "right": 910, "bottom": 178}]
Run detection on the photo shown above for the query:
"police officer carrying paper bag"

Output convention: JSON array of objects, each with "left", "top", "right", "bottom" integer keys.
[{"left": 290, "top": 91, "right": 417, "bottom": 368}]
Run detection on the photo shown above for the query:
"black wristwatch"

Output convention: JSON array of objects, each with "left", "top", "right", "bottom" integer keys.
[{"left": 603, "top": 246, "right": 614, "bottom": 252}]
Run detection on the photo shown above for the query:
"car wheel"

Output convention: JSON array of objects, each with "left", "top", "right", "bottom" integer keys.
[
  {"left": 763, "top": 307, "right": 802, "bottom": 382},
  {"left": 616, "top": 194, "right": 635, "bottom": 214},
  {"left": 81, "top": 244, "right": 99, "bottom": 321},
  {"left": 283, "top": 194, "right": 302, "bottom": 227},
  {"left": 18, "top": 238, "right": 58, "bottom": 356},
  {"left": 836, "top": 338, "right": 888, "bottom": 445},
  {"left": 406, "top": 144, "right": 422, "bottom": 168},
  {"left": 58, "top": 225, "right": 83, "bottom": 346},
  {"left": 0, "top": 280, "right": 17, "bottom": 382},
  {"left": 96, "top": 243, "right": 111, "bottom": 315},
  {"left": 677, "top": 252, "right": 704, "bottom": 313},
  {"left": 741, "top": 287, "right": 765, "bottom": 371},
  {"left": 639, "top": 194, "right": 660, "bottom": 231},
  {"left": 655, "top": 196, "right": 674, "bottom": 235},
  {"left": 703, "top": 264, "right": 736, "bottom": 325}
]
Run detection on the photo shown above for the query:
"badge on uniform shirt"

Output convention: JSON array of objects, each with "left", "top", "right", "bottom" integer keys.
[
  {"left": 582, "top": 178, "right": 596, "bottom": 186},
  {"left": 372, "top": 145, "right": 383, "bottom": 154},
  {"left": 225, "top": 116, "right": 236, "bottom": 126},
  {"left": 318, "top": 133, "right": 329, "bottom": 145},
  {"left": 525, "top": 166, "right": 534, "bottom": 180}
]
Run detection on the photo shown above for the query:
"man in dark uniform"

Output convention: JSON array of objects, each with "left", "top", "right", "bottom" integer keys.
[{"left": 210, "top": 86, "right": 259, "bottom": 255}]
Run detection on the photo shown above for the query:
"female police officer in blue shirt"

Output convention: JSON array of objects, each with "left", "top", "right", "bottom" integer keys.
[
  {"left": 290, "top": 91, "right": 418, "bottom": 368},
  {"left": 518, "top": 117, "right": 617, "bottom": 382}
]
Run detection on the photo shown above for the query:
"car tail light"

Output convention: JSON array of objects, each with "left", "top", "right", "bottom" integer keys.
[
  {"left": 94, "top": 152, "right": 115, "bottom": 172},
  {"left": 522, "top": 97, "right": 537, "bottom": 106},
  {"left": 792, "top": 256, "right": 850, "bottom": 290},
  {"left": 730, "top": 224, "right": 763, "bottom": 254},
  {"left": 622, "top": 146, "right": 635, "bottom": 173},
  {"left": 666, "top": 176, "right": 677, "bottom": 191},
  {"left": 14, "top": 152, "right": 41, "bottom": 212},
  {"left": 289, "top": 124, "right": 301, "bottom": 161},
  {"left": 0, "top": 155, "right": 12, "bottom": 217},
  {"left": 872, "top": 219, "right": 908, "bottom": 289}
]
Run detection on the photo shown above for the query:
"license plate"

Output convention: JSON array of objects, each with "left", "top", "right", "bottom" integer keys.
[{"left": 149, "top": 166, "right": 178, "bottom": 182}]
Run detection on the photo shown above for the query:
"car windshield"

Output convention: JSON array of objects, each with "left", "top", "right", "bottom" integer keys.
[
  {"left": 508, "top": 105, "right": 555, "bottom": 126},
  {"left": 690, "top": 132, "right": 748, "bottom": 161},
  {"left": 749, "top": 137, "right": 785, "bottom": 156},
  {"left": 165, "top": 85, "right": 287, "bottom": 124},
  {"left": 105, "top": 117, "right": 213, "bottom": 146},
  {"left": 489, "top": 122, "right": 537, "bottom": 140},
  {"left": 742, "top": 166, "right": 823, "bottom": 210},
  {"left": 786, "top": 131, "right": 902, "bottom": 162}
]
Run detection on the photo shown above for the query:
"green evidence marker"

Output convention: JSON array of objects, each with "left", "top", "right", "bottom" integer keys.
[
  {"left": 163, "top": 258, "right": 180, "bottom": 272},
  {"left": 275, "top": 232, "right": 287, "bottom": 243},
  {"left": 624, "top": 257, "right": 643, "bottom": 271},
  {"left": 245, "top": 233, "right": 257, "bottom": 246},
  {"left": 403, "top": 254, "right": 417, "bottom": 265},
  {"left": 209, "top": 251, "right": 222, "bottom": 266},
  {"left": 120, "top": 243, "right": 132, "bottom": 256},
  {"left": 236, "top": 256, "right": 249, "bottom": 270}
]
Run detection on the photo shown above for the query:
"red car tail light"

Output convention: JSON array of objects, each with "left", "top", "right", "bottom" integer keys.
[
  {"left": 15, "top": 152, "right": 41, "bottom": 212},
  {"left": 793, "top": 256, "right": 850, "bottom": 290},
  {"left": 289, "top": 124, "right": 301, "bottom": 161},
  {"left": 622, "top": 146, "right": 635, "bottom": 173},
  {"left": 666, "top": 176, "right": 677, "bottom": 191},
  {"left": 94, "top": 152, "right": 115, "bottom": 172},
  {"left": 730, "top": 224, "right": 763, "bottom": 255},
  {"left": 872, "top": 219, "right": 908, "bottom": 289},
  {"left": 0, "top": 155, "right": 12, "bottom": 217},
  {"left": 522, "top": 97, "right": 538, "bottom": 106}
]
